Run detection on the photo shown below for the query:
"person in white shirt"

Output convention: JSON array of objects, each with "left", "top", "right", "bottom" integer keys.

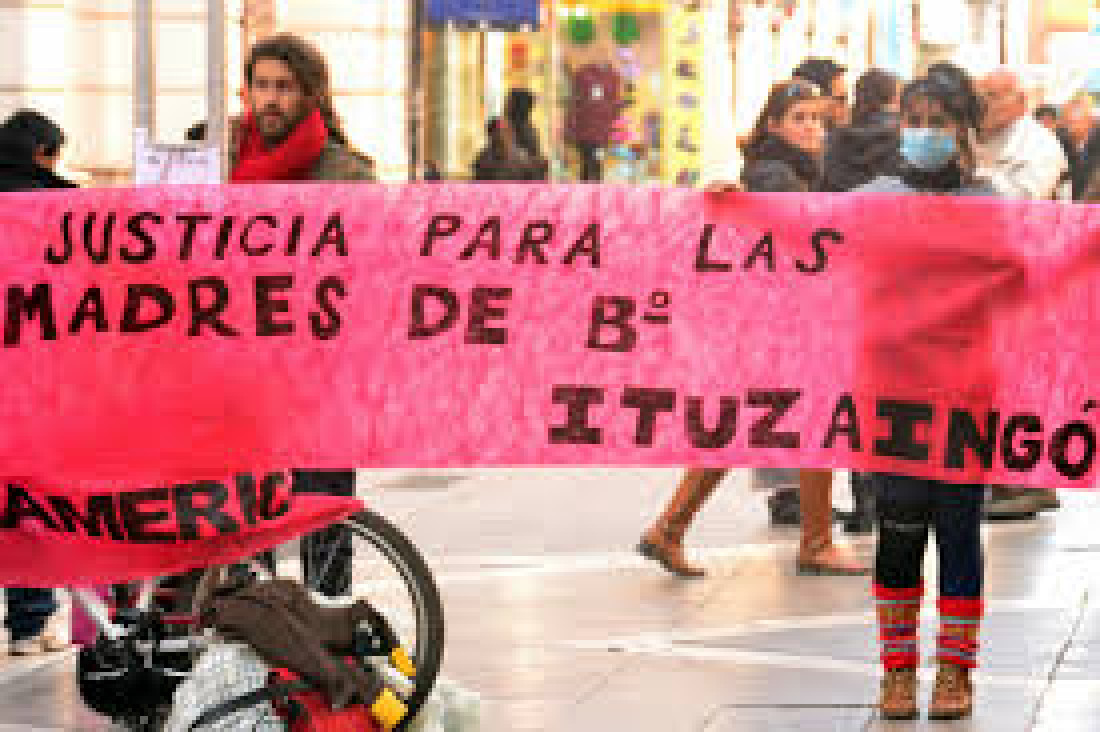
[{"left": 975, "top": 69, "right": 1067, "bottom": 201}]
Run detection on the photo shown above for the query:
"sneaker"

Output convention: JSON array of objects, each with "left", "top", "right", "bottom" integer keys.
[{"left": 9, "top": 631, "right": 69, "bottom": 656}]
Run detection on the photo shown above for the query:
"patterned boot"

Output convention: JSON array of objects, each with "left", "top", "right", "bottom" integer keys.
[
  {"left": 930, "top": 596, "right": 981, "bottom": 720},
  {"left": 874, "top": 584, "right": 922, "bottom": 720}
]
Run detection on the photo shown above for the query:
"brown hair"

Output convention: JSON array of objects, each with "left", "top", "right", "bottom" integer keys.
[
  {"left": 741, "top": 80, "right": 823, "bottom": 156},
  {"left": 852, "top": 69, "right": 900, "bottom": 126},
  {"left": 245, "top": 33, "right": 347, "bottom": 145}
]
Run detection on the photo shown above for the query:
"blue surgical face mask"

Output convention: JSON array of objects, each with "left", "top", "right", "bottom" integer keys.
[{"left": 900, "top": 127, "right": 958, "bottom": 171}]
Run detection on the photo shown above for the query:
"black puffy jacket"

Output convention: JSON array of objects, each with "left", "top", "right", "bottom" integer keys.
[
  {"left": 740, "top": 135, "right": 821, "bottom": 192},
  {"left": 0, "top": 134, "right": 77, "bottom": 192},
  {"left": 820, "top": 112, "right": 903, "bottom": 193}
]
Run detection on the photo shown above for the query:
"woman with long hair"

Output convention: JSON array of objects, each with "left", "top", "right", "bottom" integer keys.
[
  {"left": 638, "top": 79, "right": 867, "bottom": 578},
  {"left": 739, "top": 79, "right": 828, "bottom": 189},
  {"left": 857, "top": 63, "right": 995, "bottom": 721}
]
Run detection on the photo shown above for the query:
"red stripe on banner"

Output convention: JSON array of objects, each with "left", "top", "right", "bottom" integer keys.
[{"left": 0, "top": 475, "right": 360, "bottom": 586}]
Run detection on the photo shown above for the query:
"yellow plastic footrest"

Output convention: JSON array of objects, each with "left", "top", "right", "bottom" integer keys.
[
  {"left": 391, "top": 648, "right": 416, "bottom": 678},
  {"left": 370, "top": 688, "right": 408, "bottom": 730}
]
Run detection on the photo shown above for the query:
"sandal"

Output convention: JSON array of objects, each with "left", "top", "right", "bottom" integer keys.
[{"left": 796, "top": 544, "right": 869, "bottom": 576}]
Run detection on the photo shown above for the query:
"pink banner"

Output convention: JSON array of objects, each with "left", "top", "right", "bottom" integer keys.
[{"left": 1, "top": 183, "right": 1098, "bottom": 496}]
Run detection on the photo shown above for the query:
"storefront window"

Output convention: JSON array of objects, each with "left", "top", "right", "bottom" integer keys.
[
  {"left": 554, "top": 1, "right": 704, "bottom": 184},
  {"left": 419, "top": 0, "right": 706, "bottom": 184}
]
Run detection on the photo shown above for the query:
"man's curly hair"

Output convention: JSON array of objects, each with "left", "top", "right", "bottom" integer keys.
[{"left": 245, "top": 33, "right": 348, "bottom": 146}]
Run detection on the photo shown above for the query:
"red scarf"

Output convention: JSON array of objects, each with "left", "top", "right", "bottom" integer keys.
[{"left": 231, "top": 106, "right": 328, "bottom": 182}]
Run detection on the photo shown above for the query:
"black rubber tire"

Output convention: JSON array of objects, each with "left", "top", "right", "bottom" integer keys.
[{"left": 341, "top": 509, "right": 445, "bottom": 730}]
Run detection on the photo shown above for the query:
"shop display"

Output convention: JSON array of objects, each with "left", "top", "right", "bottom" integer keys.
[
  {"left": 617, "top": 46, "right": 643, "bottom": 80},
  {"left": 565, "top": 62, "right": 625, "bottom": 146},
  {"left": 420, "top": 0, "right": 882, "bottom": 185},
  {"left": 422, "top": 0, "right": 710, "bottom": 185},
  {"left": 424, "top": 0, "right": 540, "bottom": 31},
  {"left": 663, "top": 0, "right": 705, "bottom": 184},
  {"left": 679, "top": 21, "right": 701, "bottom": 46},
  {"left": 613, "top": 12, "right": 642, "bottom": 45},
  {"left": 565, "top": 61, "right": 625, "bottom": 180},
  {"left": 566, "top": 11, "right": 595, "bottom": 44}
]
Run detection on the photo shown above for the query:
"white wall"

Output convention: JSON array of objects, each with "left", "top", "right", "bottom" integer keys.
[
  {"left": 278, "top": 0, "right": 409, "bottom": 180},
  {"left": 0, "top": 0, "right": 408, "bottom": 183}
]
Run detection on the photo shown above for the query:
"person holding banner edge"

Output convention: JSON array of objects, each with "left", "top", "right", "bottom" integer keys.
[
  {"left": 856, "top": 63, "right": 996, "bottom": 721},
  {"left": 0, "top": 109, "right": 77, "bottom": 656},
  {"left": 234, "top": 33, "right": 374, "bottom": 595},
  {"left": 638, "top": 78, "right": 868, "bottom": 578}
]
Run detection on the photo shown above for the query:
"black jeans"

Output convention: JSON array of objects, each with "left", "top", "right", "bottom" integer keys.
[
  {"left": 4, "top": 587, "right": 58, "bottom": 642},
  {"left": 293, "top": 470, "right": 355, "bottom": 597},
  {"left": 872, "top": 473, "right": 984, "bottom": 598}
]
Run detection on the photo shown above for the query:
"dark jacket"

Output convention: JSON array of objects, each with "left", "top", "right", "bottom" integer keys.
[
  {"left": 1056, "top": 124, "right": 1100, "bottom": 200},
  {"left": 821, "top": 112, "right": 903, "bottom": 192},
  {"left": 740, "top": 135, "right": 821, "bottom": 193},
  {"left": 505, "top": 89, "right": 542, "bottom": 161},
  {"left": 472, "top": 144, "right": 543, "bottom": 182},
  {"left": 311, "top": 139, "right": 376, "bottom": 181},
  {"left": 0, "top": 136, "right": 78, "bottom": 192},
  {"left": 505, "top": 89, "right": 549, "bottom": 181},
  {"left": 856, "top": 162, "right": 997, "bottom": 197}
]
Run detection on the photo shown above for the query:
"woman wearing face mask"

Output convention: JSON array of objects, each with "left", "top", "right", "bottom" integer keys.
[
  {"left": 856, "top": 65, "right": 995, "bottom": 721},
  {"left": 638, "top": 80, "right": 868, "bottom": 578}
]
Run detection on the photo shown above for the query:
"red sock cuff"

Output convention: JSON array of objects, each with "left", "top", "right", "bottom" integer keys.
[
  {"left": 874, "top": 583, "right": 924, "bottom": 601},
  {"left": 938, "top": 596, "right": 984, "bottom": 617},
  {"left": 883, "top": 655, "right": 919, "bottom": 671}
]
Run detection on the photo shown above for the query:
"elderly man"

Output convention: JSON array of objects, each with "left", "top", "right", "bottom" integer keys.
[
  {"left": 976, "top": 69, "right": 1067, "bottom": 200},
  {"left": 975, "top": 70, "right": 1067, "bottom": 520}
]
